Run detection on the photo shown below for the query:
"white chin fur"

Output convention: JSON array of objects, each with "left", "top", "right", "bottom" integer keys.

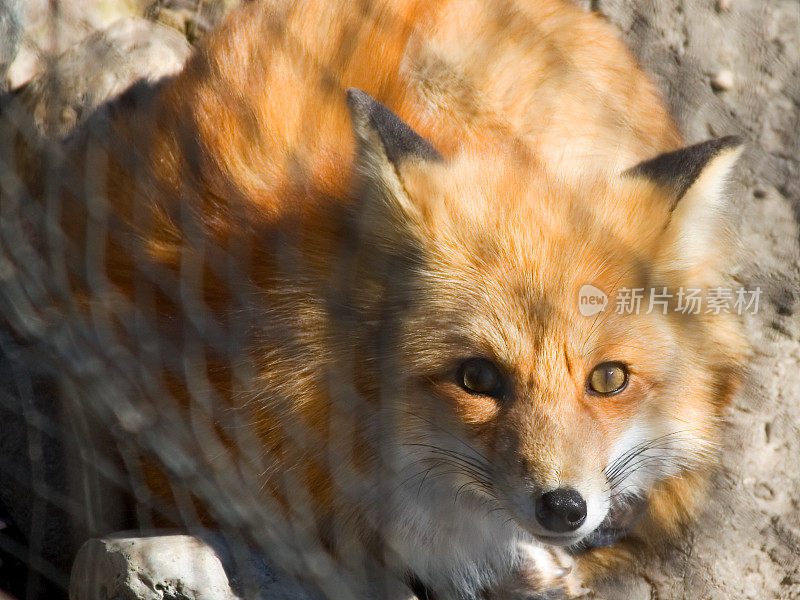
[
  {"left": 382, "top": 458, "right": 608, "bottom": 596},
  {"left": 382, "top": 453, "right": 529, "bottom": 598},
  {"left": 392, "top": 490, "right": 517, "bottom": 596}
]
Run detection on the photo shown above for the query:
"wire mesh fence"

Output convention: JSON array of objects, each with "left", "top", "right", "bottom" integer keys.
[
  {"left": 0, "top": 2, "right": 486, "bottom": 598},
  {"left": 2, "top": 2, "right": 386, "bottom": 598},
  {"left": 0, "top": 0, "right": 798, "bottom": 599}
]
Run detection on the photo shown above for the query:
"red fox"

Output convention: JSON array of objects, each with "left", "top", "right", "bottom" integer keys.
[{"left": 9, "top": 0, "right": 746, "bottom": 597}]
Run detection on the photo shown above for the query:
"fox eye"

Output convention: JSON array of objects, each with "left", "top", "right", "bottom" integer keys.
[
  {"left": 458, "top": 358, "right": 504, "bottom": 397},
  {"left": 587, "top": 362, "right": 628, "bottom": 395}
]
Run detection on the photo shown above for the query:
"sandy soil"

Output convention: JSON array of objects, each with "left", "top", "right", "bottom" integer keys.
[{"left": 2, "top": 0, "right": 798, "bottom": 598}]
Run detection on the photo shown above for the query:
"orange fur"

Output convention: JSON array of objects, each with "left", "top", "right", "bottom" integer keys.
[{"left": 19, "top": 0, "right": 747, "bottom": 597}]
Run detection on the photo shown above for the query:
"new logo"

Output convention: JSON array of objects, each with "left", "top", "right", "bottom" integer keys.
[{"left": 578, "top": 284, "right": 608, "bottom": 317}]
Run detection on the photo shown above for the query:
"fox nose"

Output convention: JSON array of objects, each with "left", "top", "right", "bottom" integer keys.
[{"left": 535, "top": 488, "right": 587, "bottom": 533}]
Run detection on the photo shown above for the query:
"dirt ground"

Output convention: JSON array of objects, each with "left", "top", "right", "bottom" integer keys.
[{"left": 2, "top": 0, "right": 799, "bottom": 598}]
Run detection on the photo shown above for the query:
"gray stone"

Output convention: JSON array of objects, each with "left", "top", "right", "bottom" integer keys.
[
  {"left": 70, "top": 534, "right": 242, "bottom": 600},
  {"left": 711, "top": 68, "right": 735, "bottom": 92},
  {"left": 0, "top": 0, "right": 25, "bottom": 88},
  {"left": 17, "top": 17, "right": 191, "bottom": 137},
  {"left": 69, "top": 533, "right": 322, "bottom": 600}
]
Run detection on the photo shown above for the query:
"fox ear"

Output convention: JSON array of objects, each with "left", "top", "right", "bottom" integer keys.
[
  {"left": 624, "top": 136, "right": 744, "bottom": 278},
  {"left": 346, "top": 88, "right": 443, "bottom": 220}
]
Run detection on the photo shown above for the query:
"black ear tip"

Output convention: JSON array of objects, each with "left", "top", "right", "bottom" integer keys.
[
  {"left": 344, "top": 87, "right": 443, "bottom": 165},
  {"left": 623, "top": 135, "right": 744, "bottom": 203},
  {"left": 345, "top": 88, "right": 374, "bottom": 118},
  {"left": 678, "top": 135, "right": 744, "bottom": 158}
]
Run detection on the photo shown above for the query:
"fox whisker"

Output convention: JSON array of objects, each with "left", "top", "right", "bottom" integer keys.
[{"left": 605, "top": 431, "right": 711, "bottom": 497}]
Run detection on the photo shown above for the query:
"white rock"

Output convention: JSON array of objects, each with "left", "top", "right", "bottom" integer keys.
[
  {"left": 70, "top": 534, "right": 241, "bottom": 600},
  {"left": 0, "top": 0, "right": 24, "bottom": 87},
  {"left": 18, "top": 17, "right": 192, "bottom": 137},
  {"left": 711, "top": 69, "right": 735, "bottom": 91},
  {"left": 69, "top": 532, "right": 323, "bottom": 600}
]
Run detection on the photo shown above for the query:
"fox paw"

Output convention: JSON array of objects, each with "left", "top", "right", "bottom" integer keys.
[{"left": 485, "top": 542, "right": 588, "bottom": 600}]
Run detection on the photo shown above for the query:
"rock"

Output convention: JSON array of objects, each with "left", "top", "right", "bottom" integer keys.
[
  {"left": 69, "top": 533, "right": 322, "bottom": 600},
  {"left": 711, "top": 69, "right": 735, "bottom": 92},
  {"left": 147, "top": 0, "right": 244, "bottom": 42},
  {"left": 4, "top": 2, "right": 243, "bottom": 90},
  {"left": 70, "top": 534, "right": 240, "bottom": 600},
  {"left": 754, "top": 482, "right": 775, "bottom": 500},
  {"left": 5, "top": 0, "right": 149, "bottom": 90},
  {"left": 17, "top": 17, "right": 192, "bottom": 137},
  {"left": 0, "top": 0, "right": 24, "bottom": 88}
]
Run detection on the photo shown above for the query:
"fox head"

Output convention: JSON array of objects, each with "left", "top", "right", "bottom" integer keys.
[{"left": 343, "top": 89, "right": 745, "bottom": 550}]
